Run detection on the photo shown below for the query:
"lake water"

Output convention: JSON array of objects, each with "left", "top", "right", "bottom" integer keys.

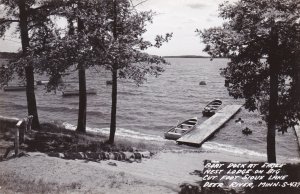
[{"left": 0, "top": 58, "right": 299, "bottom": 161}]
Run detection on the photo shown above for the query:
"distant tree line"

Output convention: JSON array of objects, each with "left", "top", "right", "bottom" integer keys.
[{"left": 0, "top": 52, "right": 18, "bottom": 59}]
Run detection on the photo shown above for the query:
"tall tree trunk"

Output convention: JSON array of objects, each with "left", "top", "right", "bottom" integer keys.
[
  {"left": 109, "top": 67, "right": 118, "bottom": 144},
  {"left": 76, "top": 16, "right": 87, "bottom": 133},
  {"left": 267, "top": 60, "right": 278, "bottom": 163},
  {"left": 108, "top": 0, "right": 118, "bottom": 144},
  {"left": 296, "top": 49, "right": 300, "bottom": 123},
  {"left": 267, "top": 30, "right": 280, "bottom": 163},
  {"left": 76, "top": 65, "right": 87, "bottom": 133},
  {"left": 19, "top": 0, "right": 40, "bottom": 129}
]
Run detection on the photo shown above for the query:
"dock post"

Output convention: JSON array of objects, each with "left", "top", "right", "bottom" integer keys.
[
  {"left": 14, "top": 127, "right": 19, "bottom": 156},
  {"left": 15, "top": 119, "right": 25, "bottom": 156},
  {"left": 26, "top": 115, "right": 33, "bottom": 132}
]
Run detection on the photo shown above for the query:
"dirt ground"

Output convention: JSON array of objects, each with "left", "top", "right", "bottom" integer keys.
[{"left": 1, "top": 147, "right": 294, "bottom": 194}]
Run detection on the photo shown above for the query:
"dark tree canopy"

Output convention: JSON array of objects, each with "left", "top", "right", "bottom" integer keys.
[
  {"left": 200, "top": 0, "right": 300, "bottom": 130},
  {"left": 0, "top": 0, "right": 57, "bottom": 83}
]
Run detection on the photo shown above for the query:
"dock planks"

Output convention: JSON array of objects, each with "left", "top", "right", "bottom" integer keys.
[{"left": 177, "top": 105, "right": 242, "bottom": 146}]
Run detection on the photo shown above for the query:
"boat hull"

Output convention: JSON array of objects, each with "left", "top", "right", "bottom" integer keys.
[
  {"left": 164, "top": 132, "right": 182, "bottom": 140},
  {"left": 202, "top": 110, "right": 216, "bottom": 117},
  {"left": 164, "top": 117, "right": 198, "bottom": 140},
  {"left": 202, "top": 99, "right": 222, "bottom": 117}
]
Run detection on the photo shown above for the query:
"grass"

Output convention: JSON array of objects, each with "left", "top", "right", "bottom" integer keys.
[
  {"left": 0, "top": 121, "right": 16, "bottom": 134},
  {"left": 31, "top": 122, "right": 170, "bottom": 153},
  {"left": 0, "top": 120, "right": 17, "bottom": 158},
  {"left": 24, "top": 129, "right": 151, "bottom": 154},
  {"left": 0, "top": 172, "right": 82, "bottom": 194}
]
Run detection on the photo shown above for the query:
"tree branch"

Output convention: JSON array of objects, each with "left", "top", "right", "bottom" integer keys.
[
  {"left": 129, "top": 0, "right": 148, "bottom": 8},
  {"left": 0, "top": 19, "right": 20, "bottom": 25}
]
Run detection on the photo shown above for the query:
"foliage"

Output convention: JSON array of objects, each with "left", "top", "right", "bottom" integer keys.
[
  {"left": 199, "top": 0, "right": 300, "bottom": 132},
  {"left": 0, "top": 0, "right": 72, "bottom": 129},
  {"left": 71, "top": 0, "right": 172, "bottom": 81},
  {"left": 0, "top": 0, "right": 60, "bottom": 85},
  {"left": 1, "top": 0, "right": 172, "bottom": 89}
]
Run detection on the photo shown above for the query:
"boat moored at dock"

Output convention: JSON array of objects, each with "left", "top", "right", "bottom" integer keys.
[
  {"left": 164, "top": 117, "right": 198, "bottom": 140},
  {"left": 202, "top": 99, "right": 222, "bottom": 117}
]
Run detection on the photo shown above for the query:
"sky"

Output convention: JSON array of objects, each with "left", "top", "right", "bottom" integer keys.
[
  {"left": 0, "top": 0, "right": 234, "bottom": 56},
  {"left": 136, "top": 0, "right": 228, "bottom": 56}
]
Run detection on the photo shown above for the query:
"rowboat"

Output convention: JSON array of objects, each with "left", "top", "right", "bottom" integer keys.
[
  {"left": 3, "top": 85, "right": 37, "bottom": 91},
  {"left": 202, "top": 99, "right": 222, "bottom": 117},
  {"left": 36, "top": 80, "right": 49, "bottom": 85},
  {"left": 164, "top": 117, "right": 198, "bottom": 140},
  {"left": 62, "top": 89, "right": 97, "bottom": 97}
]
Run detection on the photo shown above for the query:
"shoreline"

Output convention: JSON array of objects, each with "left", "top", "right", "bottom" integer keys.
[{"left": 1, "top": 114, "right": 300, "bottom": 163}]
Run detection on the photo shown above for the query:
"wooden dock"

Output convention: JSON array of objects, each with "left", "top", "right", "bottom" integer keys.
[
  {"left": 177, "top": 105, "right": 242, "bottom": 146},
  {"left": 62, "top": 89, "right": 97, "bottom": 97}
]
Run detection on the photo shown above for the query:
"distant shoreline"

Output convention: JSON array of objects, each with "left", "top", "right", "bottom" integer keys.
[
  {"left": 0, "top": 52, "right": 217, "bottom": 59},
  {"left": 163, "top": 55, "right": 227, "bottom": 59},
  {"left": 164, "top": 55, "right": 209, "bottom": 58}
]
